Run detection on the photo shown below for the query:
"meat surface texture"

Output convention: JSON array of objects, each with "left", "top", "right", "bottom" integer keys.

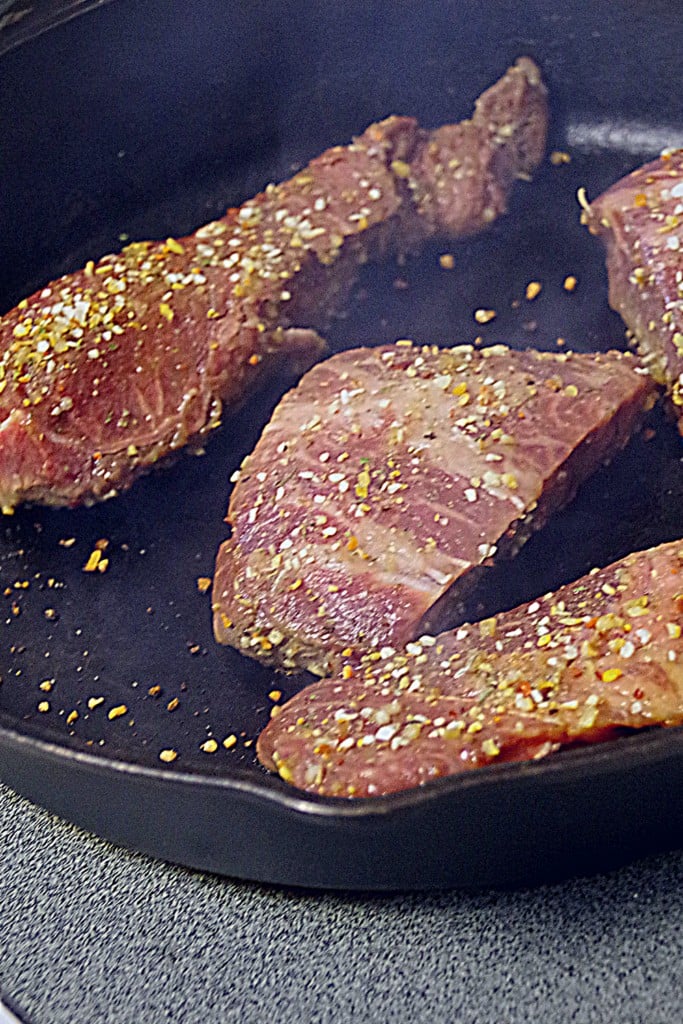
[
  {"left": 586, "top": 150, "right": 683, "bottom": 424},
  {"left": 257, "top": 539, "right": 683, "bottom": 797},
  {"left": 212, "top": 343, "right": 656, "bottom": 676},
  {"left": 0, "top": 58, "right": 548, "bottom": 511}
]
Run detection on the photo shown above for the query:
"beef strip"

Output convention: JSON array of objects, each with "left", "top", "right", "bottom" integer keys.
[
  {"left": 585, "top": 150, "right": 683, "bottom": 422},
  {"left": 213, "top": 343, "right": 656, "bottom": 676},
  {"left": 257, "top": 539, "right": 683, "bottom": 797},
  {"left": 0, "top": 58, "right": 547, "bottom": 511}
]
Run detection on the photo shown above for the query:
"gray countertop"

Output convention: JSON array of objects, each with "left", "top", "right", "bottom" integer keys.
[{"left": 1, "top": 782, "right": 681, "bottom": 1023}]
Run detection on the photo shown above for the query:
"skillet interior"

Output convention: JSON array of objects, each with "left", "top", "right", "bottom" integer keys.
[{"left": 1, "top": 0, "right": 683, "bottom": 889}]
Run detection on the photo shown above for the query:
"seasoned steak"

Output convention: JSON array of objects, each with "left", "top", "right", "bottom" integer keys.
[
  {"left": 257, "top": 539, "right": 683, "bottom": 797},
  {"left": 0, "top": 58, "right": 548, "bottom": 511},
  {"left": 213, "top": 343, "right": 656, "bottom": 675},
  {"left": 585, "top": 150, "right": 683, "bottom": 423}
]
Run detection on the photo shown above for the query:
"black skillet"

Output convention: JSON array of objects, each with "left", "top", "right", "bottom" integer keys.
[{"left": 1, "top": 0, "right": 683, "bottom": 890}]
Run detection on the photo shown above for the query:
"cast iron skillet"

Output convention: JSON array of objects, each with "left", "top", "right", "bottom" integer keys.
[{"left": 1, "top": 0, "right": 683, "bottom": 890}]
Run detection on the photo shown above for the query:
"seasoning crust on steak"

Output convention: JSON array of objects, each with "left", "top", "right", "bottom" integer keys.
[
  {"left": 585, "top": 150, "right": 683, "bottom": 422},
  {"left": 257, "top": 540, "right": 683, "bottom": 797},
  {"left": 0, "top": 58, "right": 547, "bottom": 511},
  {"left": 212, "top": 343, "right": 656, "bottom": 676}
]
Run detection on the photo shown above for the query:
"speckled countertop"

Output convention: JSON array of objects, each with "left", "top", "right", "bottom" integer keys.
[{"left": 0, "top": 781, "right": 681, "bottom": 1023}]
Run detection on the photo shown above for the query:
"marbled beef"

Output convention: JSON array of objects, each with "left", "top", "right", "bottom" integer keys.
[
  {"left": 213, "top": 343, "right": 656, "bottom": 675},
  {"left": 0, "top": 58, "right": 547, "bottom": 511},
  {"left": 257, "top": 539, "right": 683, "bottom": 797},
  {"left": 585, "top": 150, "right": 683, "bottom": 423}
]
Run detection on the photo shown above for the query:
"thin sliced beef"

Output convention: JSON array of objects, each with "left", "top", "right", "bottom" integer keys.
[
  {"left": 257, "top": 539, "right": 683, "bottom": 797},
  {"left": 213, "top": 343, "right": 656, "bottom": 675},
  {"left": 585, "top": 150, "right": 683, "bottom": 423},
  {"left": 0, "top": 58, "right": 548, "bottom": 511}
]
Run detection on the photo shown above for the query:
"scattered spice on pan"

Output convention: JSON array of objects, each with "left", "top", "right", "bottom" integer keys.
[
  {"left": 196, "top": 577, "right": 212, "bottom": 593},
  {"left": 200, "top": 739, "right": 219, "bottom": 753},
  {"left": 83, "top": 540, "right": 110, "bottom": 573},
  {"left": 474, "top": 308, "right": 496, "bottom": 324},
  {"left": 550, "top": 150, "right": 571, "bottom": 165},
  {"left": 166, "top": 697, "right": 179, "bottom": 712},
  {"left": 223, "top": 735, "right": 238, "bottom": 750},
  {"left": 439, "top": 253, "right": 455, "bottom": 269},
  {"left": 525, "top": 281, "right": 542, "bottom": 300},
  {"left": 563, "top": 275, "right": 578, "bottom": 292},
  {"left": 159, "top": 749, "right": 178, "bottom": 763},
  {"left": 107, "top": 704, "right": 128, "bottom": 720},
  {"left": 37, "top": 701, "right": 50, "bottom": 713},
  {"left": 87, "top": 696, "right": 105, "bottom": 709}
]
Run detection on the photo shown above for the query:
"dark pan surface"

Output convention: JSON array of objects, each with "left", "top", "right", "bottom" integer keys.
[{"left": 1, "top": 0, "right": 683, "bottom": 889}]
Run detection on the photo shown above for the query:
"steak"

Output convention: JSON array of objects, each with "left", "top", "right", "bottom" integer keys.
[
  {"left": 212, "top": 343, "right": 656, "bottom": 675},
  {"left": 257, "top": 539, "right": 683, "bottom": 797},
  {"left": 585, "top": 150, "right": 683, "bottom": 424},
  {"left": 0, "top": 58, "right": 548, "bottom": 511}
]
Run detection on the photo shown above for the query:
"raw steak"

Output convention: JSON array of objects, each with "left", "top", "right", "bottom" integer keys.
[
  {"left": 257, "top": 539, "right": 683, "bottom": 796},
  {"left": 213, "top": 343, "right": 656, "bottom": 675},
  {"left": 0, "top": 58, "right": 548, "bottom": 511},
  {"left": 585, "top": 150, "right": 683, "bottom": 424}
]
